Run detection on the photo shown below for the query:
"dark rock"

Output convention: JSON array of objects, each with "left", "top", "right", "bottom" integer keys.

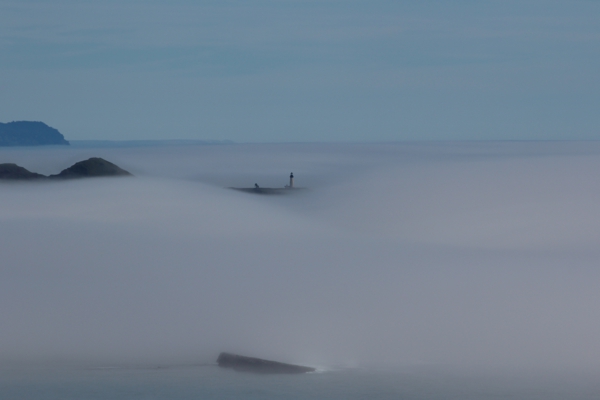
[
  {"left": 217, "top": 352, "right": 315, "bottom": 374},
  {"left": 0, "top": 163, "right": 45, "bottom": 180},
  {"left": 0, "top": 158, "right": 132, "bottom": 181},
  {"left": 50, "top": 157, "right": 131, "bottom": 179},
  {"left": 232, "top": 187, "right": 289, "bottom": 195},
  {"left": 0, "top": 121, "right": 69, "bottom": 146}
]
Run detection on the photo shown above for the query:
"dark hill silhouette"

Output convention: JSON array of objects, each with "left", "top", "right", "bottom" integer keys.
[
  {"left": 0, "top": 158, "right": 131, "bottom": 180},
  {"left": 49, "top": 157, "right": 131, "bottom": 179},
  {"left": 0, "top": 121, "right": 69, "bottom": 146},
  {"left": 0, "top": 164, "right": 45, "bottom": 180}
]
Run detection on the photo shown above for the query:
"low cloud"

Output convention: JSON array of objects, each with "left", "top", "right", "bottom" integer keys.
[{"left": 1, "top": 142, "right": 600, "bottom": 370}]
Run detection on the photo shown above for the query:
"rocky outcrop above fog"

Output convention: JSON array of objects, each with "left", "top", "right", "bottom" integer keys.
[
  {"left": 0, "top": 158, "right": 131, "bottom": 180},
  {"left": 0, "top": 163, "right": 46, "bottom": 180},
  {"left": 48, "top": 157, "right": 131, "bottom": 179}
]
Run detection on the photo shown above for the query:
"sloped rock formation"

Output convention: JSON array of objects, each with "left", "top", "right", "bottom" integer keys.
[
  {"left": 0, "top": 163, "right": 45, "bottom": 180},
  {"left": 0, "top": 158, "right": 131, "bottom": 180},
  {"left": 49, "top": 157, "right": 131, "bottom": 179}
]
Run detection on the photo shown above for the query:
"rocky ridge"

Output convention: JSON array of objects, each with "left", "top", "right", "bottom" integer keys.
[{"left": 0, "top": 158, "right": 131, "bottom": 180}]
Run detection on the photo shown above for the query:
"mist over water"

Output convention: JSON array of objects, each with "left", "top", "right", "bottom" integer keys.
[{"left": 1, "top": 142, "right": 600, "bottom": 371}]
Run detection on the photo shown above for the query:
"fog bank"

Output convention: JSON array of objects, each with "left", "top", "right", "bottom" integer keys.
[{"left": 1, "top": 142, "right": 600, "bottom": 369}]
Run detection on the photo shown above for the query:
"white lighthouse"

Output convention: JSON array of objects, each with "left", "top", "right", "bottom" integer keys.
[{"left": 288, "top": 172, "right": 294, "bottom": 188}]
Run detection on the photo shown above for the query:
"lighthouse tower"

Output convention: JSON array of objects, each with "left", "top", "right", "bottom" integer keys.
[{"left": 289, "top": 172, "right": 294, "bottom": 188}]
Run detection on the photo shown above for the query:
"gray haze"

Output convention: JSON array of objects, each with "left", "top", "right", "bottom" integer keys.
[{"left": 1, "top": 142, "right": 600, "bottom": 370}]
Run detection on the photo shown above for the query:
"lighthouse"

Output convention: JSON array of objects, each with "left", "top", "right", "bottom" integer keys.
[{"left": 289, "top": 172, "right": 294, "bottom": 188}]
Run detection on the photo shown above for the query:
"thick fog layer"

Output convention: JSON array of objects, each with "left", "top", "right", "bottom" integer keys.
[{"left": 1, "top": 142, "right": 600, "bottom": 369}]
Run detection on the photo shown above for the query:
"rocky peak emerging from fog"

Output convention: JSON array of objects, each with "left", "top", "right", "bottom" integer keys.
[{"left": 0, "top": 158, "right": 131, "bottom": 180}]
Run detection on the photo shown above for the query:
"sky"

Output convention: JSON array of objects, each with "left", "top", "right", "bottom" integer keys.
[
  {"left": 1, "top": 0, "right": 599, "bottom": 142},
  {"left": 2, "top": 142, "right": 600, "bottom": 369}
]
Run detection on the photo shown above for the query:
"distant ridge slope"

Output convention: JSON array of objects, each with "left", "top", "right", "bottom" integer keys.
[
  {"left": 0, "top": 121, "right": 69, "bottom": 146},
  {"left": 0, "top": 164, "right": 45, "bottom": 180}
]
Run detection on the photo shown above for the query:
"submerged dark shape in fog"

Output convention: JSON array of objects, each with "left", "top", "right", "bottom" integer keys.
[
  {"left": 217, "top": 352, "right": 315, "bottom": 374},
  {"left": 1, "top": 142, "right": 600, "bottom": 370}
]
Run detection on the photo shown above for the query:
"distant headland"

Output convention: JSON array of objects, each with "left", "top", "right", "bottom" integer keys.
[
  {"left": 0, "top": 121, "right": 69, "bottom": 146},
  {"left": 0, "top": 158, "right": 131, "bottom": 180}
]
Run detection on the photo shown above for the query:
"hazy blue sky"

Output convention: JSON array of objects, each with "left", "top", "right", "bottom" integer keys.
[{"left": 1, "top": 0, "right": 599, "bottom": 142}]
